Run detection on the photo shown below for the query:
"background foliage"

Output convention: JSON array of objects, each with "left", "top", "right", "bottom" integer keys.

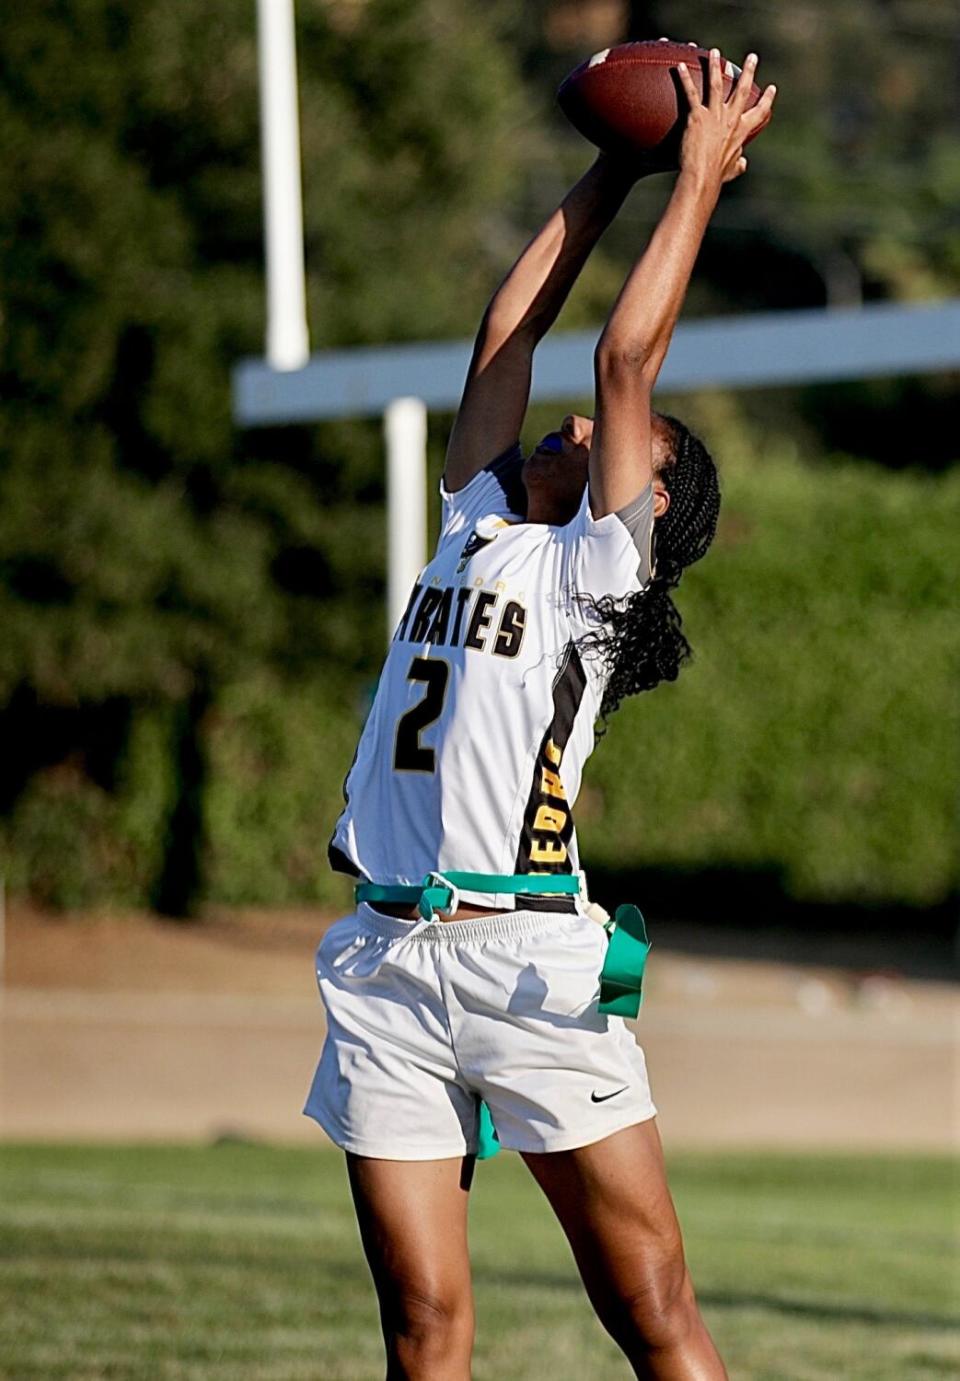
[{"left": 0, "top": 0, "right": 956, "bottom": 922}]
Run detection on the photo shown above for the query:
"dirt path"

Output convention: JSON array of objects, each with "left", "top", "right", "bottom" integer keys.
[{"left": 2, "top": 904, "right": 956, "bottom": 1150}]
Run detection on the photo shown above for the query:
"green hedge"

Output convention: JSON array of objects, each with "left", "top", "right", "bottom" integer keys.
[
  {"left": 3, "top": 448, "right": 956, "bottom": 913},
  {"left": 580, "top": 445, "right": 958, "bottom": 908},
  {"left": 203, "top": 677, "right": 357, "bottom": 912},
  {"left": 1, "top": 708, "right": 175, "bottom": 910},
  {"left": 198, "top": 444, "right": 958, "bottom": 912}
]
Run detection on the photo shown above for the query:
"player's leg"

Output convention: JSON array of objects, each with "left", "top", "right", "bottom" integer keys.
[
  {"left": 522, "top": 1120, "right": 725, "bottom": 1380},
  {"left": 347, "top": 1153, "right": 476, "bottom": 1381}
]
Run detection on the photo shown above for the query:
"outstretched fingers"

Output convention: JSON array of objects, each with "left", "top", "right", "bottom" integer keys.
[
  {"left": 731, "top": 53, "right": 758, "bottom": 112},
  {"left": 743, "top": 80, "right": 778, "bottom": 133},
  {"left": 677, "top": 45, "right": 776, "bottom": 176},
  {"left": 676, "top": 59, "right": 700, "bottom": 109}
]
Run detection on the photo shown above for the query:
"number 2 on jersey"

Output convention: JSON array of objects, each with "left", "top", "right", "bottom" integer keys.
[{"left": 393, "top": 656, "right": 450, "bottom": 772}]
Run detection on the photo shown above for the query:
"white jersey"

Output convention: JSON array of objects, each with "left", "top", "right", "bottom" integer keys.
[{"left": 329, "top": 444, "right": 655, "bottom": 909}]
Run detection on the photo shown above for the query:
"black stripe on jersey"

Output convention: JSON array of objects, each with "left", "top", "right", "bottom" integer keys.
[
  {"left": 327, "top": 841, "right": 361, "bottom": 878},
  {"left": 513, "top": 641, "right": 587, "bottom": 909}
]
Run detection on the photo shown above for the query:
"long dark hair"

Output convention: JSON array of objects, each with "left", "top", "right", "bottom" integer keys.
[{"left": 580, "top": 415, "right": 720, "bottom": 721}]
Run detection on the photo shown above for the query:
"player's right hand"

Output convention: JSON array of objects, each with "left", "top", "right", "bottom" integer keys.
[{"left": 676, "top": 49, "right": 776, "bottom": 188}]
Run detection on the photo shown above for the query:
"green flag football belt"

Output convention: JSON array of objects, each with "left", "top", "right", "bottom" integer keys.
[
  {"left": 354, "top": 871, "right": 651, "bottom": 1162},
  {"left": 356, "top": 870, "right": 580, "bottom": 922}
]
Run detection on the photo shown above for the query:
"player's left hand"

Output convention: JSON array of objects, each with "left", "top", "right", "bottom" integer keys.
[{"left": 677, "top": 49, "right": 776, "bottom": 187}]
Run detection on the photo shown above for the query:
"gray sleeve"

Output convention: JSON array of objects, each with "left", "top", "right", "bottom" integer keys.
[{"left": 614, "top": 484, "right": 656, "bottom": 587}]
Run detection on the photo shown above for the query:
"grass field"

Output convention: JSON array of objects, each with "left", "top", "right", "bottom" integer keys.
[{"left": 0, "top": 1144, "right": 956, "bottom": 1380}]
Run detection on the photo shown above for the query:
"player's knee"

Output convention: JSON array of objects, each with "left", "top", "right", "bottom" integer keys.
[
  {"left": 606, "top": 1257, "right": 700, "bottom": 1355},
  {"left": 385, "top": 1283, "right": 474, "bottom": 1371}
]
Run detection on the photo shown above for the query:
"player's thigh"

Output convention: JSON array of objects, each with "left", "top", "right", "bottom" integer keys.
[
  {"left": 521, "top": 1120, "right": 687, "bottom": 1313},
  {"left": 347, "top": 1153, "right": 476, "bottom": 1324}
]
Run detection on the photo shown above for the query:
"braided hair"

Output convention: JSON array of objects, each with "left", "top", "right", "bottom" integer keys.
[{"left": 580, "top": 415, "right": 721, "bottom": 721}]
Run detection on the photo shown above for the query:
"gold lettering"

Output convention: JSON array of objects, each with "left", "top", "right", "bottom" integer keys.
[
  {"left": 531, "top": 839, "right": 568, "bottom": 865},
  {"left": 533, "top": 804, "right": 566, "bottom": 834},
  {"left": 492, "top": 601, "right": 526, "bottom": 659},
  {"left": 540, "top": 767, "right": 566, "bottom": 800},
  {"left": 544, "top": 739, "right": 561, "bottom": 767}
]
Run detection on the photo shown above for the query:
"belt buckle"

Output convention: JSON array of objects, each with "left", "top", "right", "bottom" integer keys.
[{"left": 421, "top": 871, "right": 460, "bottom": 920}]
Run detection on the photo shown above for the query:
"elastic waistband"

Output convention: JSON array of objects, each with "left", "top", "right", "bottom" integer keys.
[{"left": 356, "top": 902, "right": 582, "bottom": 944}]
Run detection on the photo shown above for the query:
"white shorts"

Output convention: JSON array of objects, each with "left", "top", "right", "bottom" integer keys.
[{"left": 304, "top": 903, "right": 656, "bottom": 1159}]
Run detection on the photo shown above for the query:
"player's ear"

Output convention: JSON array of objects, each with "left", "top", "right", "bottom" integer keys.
[{"left": 653, "top": 486, "right": 671, "bottom": 519}]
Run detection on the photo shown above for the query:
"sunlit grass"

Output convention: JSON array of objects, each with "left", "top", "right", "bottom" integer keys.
[{"left": 0, "top": 1144, "right": 955, "bottom": 1379}]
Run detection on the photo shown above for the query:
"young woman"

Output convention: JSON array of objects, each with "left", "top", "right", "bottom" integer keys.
[{"left": 307, "top": 51, "right": 775, "bottom": 1380}]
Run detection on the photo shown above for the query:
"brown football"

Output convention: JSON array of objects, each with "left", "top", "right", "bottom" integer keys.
[{"left": 558, "top": 40, "right": 768, "bottom": 167}]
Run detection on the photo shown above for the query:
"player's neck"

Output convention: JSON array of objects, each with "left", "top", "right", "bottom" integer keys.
[{"left": 524, "top": 493, "right": 580, "bottom": 525}]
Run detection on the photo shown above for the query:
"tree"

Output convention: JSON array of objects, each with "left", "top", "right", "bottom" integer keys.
[{"left": 0, "top": 0, "right": 532, "bottom": 910}]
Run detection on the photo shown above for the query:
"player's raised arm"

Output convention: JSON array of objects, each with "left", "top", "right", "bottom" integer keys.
[
  {"left": 589, "top": 50, "right": 776, "bottom": 517},
  {"left": 443, "top": 156, "right": 641, "bottom": 493}
]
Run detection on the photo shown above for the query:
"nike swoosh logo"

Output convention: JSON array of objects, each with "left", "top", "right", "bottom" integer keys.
[{"left": 591, "top": 1086, "right": 629, "bottom": 1103}]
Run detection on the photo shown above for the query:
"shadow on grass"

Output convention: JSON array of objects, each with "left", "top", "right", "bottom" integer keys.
[
  {"left": 474, "top": 1267, "right": 958, "bottom": 1331},
  {"left": 698, "top": 1290, "right": 959, "bottom": 1331}
]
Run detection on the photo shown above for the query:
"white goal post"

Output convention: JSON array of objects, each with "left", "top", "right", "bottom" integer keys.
[
  {"left": 241, "top": 3, "right": 960, "bottom": 642},
  {"left": 234, "top": 300, "right": 960, "bottom": 637},
  {"left": 256, "top": 0, "right": 309, "bottom": 371}
]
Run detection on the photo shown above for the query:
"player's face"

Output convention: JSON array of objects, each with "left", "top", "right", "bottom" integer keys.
[
  {"left": 523, "top": 413, "right": 674, "bottom": 522},
  {"left": 522, "top": 414, "right": 593, "bottom": 521},
  {"left": 533, "top": 413, "right": 594, "bottom": 468}
]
